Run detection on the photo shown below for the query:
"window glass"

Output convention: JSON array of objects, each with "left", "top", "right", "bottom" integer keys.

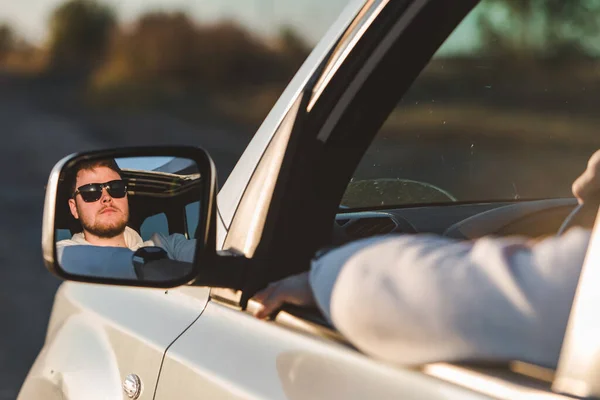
[
  {"left": 56, "top": 229, "right": 72, "bottom": 242},
  {"left": 140, "top": 213, "right": 168, "bottom": 241},
  {"left": 343, "top": 0, "right": 600, "bottom": 209}
]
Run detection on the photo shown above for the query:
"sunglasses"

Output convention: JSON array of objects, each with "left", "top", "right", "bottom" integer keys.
[{"left": 73, "top": 179, "right": 128, "bottom": 203}]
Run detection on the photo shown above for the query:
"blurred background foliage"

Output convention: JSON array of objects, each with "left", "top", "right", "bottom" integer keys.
[
  {"left": 1, "top": 0, "right": 600, "bottom": 184},
  {"left": 0, "top": 0, "right": 311, "bottom": 129},
  {"left": 47, "top": 0, "right": 116, "bottom": 71},
  {"left": 386, "top": 0, "right": 600, "bottom": 147},
  {"left": 351, "top": 0, "right": 600, "bottom": 206},
  {"left": 477, "top": 0, "right": 600, "bottom": 61},
  {"left": 3, "top": 0, "right": 600, "bottom": 131}
]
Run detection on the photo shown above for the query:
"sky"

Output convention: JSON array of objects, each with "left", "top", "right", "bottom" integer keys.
[
  {"left": 116, "top": 156, "right": 174, "bottom": 171},
  {"left": 0, "top": 0, "right": 351, "bottom": 45},
  {"left": 0, "top": 0, "right": 481, "bottom": 53}
]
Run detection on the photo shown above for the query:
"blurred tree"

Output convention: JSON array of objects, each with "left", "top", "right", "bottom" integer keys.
[
  {"left": 93, "top": 13, "right": 289, "bottom": 92},
  {"left": 48, "top": 0, "right": 116, "bottom": 72},
  {"left": 90, "top": 11, "right": 312, "bottom": 127},
  {"left": 113, "top": 12, "right": 200, "bottom": 83},
  {"left": 0, "top": 24, "right": 15, "bottom": 62},
  {"left": 194, "top": 21, "right": 279, "bottom": 89},
  {"left": 276, "top": 26, "right": 310, "bottom": 75},
  {"left": 478, "top": 0, "right": 600, "bottom": 60}
]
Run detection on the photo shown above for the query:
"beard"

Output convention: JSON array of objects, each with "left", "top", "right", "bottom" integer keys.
[{"left": 79, "top": 206, "right": 128, "bottom": 239}]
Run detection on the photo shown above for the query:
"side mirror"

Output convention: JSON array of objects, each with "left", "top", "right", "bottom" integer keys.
[{"left": 42, "top": 146, "right": 217, "bottom": 288}]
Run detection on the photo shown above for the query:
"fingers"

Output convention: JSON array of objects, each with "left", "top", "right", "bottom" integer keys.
[
  {"left": 573, "top": 150, "right": 600, "bottom": 203},
  {"left": 253, "top": 283, "right": 286, "bottom": 319},
  {"left": 573, "top": 168, "right": 598, "bottom": 204},
  {"left": 251, "top": 282, "right": 276, "bottom": 303},
  {"left": 572, "top": 171, "right": 592, "bottom": 204},
  {"left": 250, "top": 272, "right": 314, "bottom": 320}
]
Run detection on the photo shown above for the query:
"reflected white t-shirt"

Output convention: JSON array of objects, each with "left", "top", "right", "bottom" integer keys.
[{"left": 56, "top": 226, "right": 196, "bottom": 275}]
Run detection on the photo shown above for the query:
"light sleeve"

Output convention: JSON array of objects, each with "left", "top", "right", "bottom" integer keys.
[
  {"left": 150, "top": 232, "right": 197, "bottom": 263},
  {"left": 309, "top": 229, "right": 591, "bottom": 367}
]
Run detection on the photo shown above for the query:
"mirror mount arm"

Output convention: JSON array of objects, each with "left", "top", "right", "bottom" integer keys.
[{"left": 190, "top": 252, "right": 252, "bottom": 290}]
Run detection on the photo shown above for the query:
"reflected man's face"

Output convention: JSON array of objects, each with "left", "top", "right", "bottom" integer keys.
[{"left": 68, "top": 167, "right": 130, "bottom": 239}]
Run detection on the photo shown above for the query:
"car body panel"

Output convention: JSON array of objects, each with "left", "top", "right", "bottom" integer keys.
[
  {"left": 18, "top": 283, "right": 210, "bottom": 400},
  {"left": 154, "top": 300, "right": 491, "bottom": 400}
]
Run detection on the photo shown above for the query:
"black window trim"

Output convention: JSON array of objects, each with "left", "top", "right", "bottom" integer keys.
[
  {"left": 258, "top": 0, "right": 480, "bottom": 283},
  {"left": 216, "top": 0, "right": 480, "bottom": 306}
]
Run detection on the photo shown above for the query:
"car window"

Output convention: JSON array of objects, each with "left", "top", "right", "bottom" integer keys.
[
  {"left": 186, "top": 201, "right": 200, "bottom": 239},
  {"left": 342, "top": 0, "right": 600, "bottom": 209},
  {"left": 140, "top": 212, "right": 169, "bottom": 241},
  {"left": 56, "top": 229, "right": 72, "bottom": 242}
]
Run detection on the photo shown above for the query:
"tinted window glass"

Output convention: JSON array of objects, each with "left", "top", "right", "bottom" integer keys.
[
  {"left": 56, "top": 229, "right": 72, "bottom": 241},
  {"left": 344, "top": 0, "right": 600, "bottom": 209},
  {"left": 140, "top": 213, "right": 168, "bottom": 241}
]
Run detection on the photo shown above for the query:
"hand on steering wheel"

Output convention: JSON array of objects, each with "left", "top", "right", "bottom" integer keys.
[
  {"left": 558, "top": 151, "right": 600, "bottom": 235},
  {"left": 557, "top": 197, "right": 600, "bottom": 235}
]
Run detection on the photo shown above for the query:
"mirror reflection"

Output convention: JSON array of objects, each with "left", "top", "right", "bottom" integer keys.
[{"left": 55, "top": 155, "right": 202, "bottom": 282}]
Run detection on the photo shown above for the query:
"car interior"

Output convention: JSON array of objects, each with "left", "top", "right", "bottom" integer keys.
[{"left": 333, "top": 197, "right": 584, "bottom": 245}]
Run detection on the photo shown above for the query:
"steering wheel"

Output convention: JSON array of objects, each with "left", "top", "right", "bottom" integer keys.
[{"left": 557, "top": 196, "right": 600, "bottom": 235}]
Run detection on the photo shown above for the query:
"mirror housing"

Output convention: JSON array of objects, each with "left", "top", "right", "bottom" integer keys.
[{"left": 42, "top": 146, "right": 218, "bottom": 288}]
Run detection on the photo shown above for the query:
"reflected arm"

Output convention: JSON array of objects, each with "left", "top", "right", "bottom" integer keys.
[{"left": 150, "top": 232, "right": 197, "bottom": 262}]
